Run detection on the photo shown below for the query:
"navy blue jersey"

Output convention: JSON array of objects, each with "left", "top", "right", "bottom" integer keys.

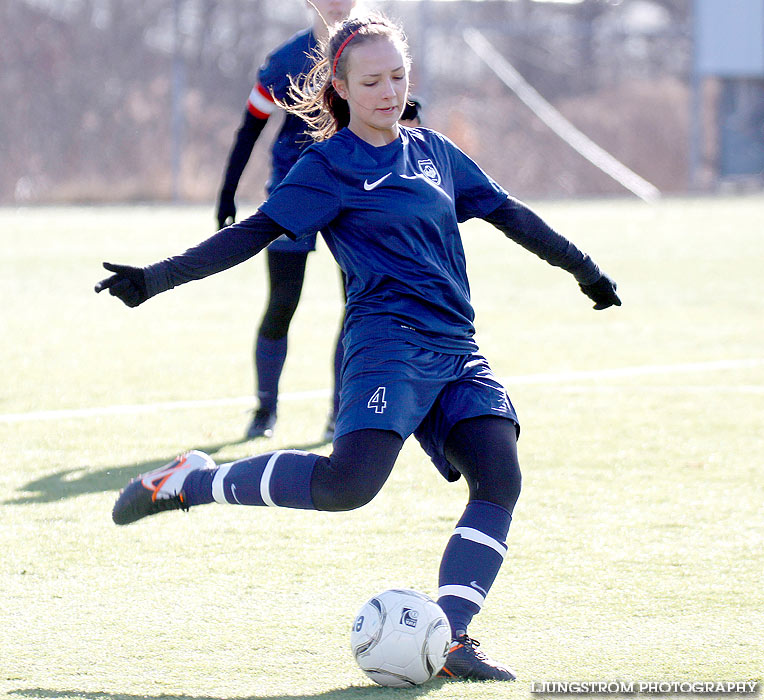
[
  {"left": 260, "top": 127, "right": 508, "bottom": 354},
  {"left": 247, "top": 28, "right": 318, "bottom": 189}
]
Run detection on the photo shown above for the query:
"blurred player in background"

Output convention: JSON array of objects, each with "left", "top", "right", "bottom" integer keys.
[
  {"left": 98, "top": 12, "right": 620, "bottom": 681},
  {"left": 217, "top": 0, "right": 356, "bottom": 441},
  {"left": 399, "top": 95, "right": 422, "bottom": 126}
]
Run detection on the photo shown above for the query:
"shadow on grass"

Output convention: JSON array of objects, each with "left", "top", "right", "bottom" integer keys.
[
  {"left": 4, "top": 437, "right": 332, "bottom": 506},
  {"left": 9, "top": 683, "right": 446, "bottom": 700}
]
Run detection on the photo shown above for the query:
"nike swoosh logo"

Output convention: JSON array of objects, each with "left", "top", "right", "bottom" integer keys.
[
  {"left": 364, "top": 173, "right": 392, "bottom": 190},
  {"left": 470, "top": 580, "right": 488, "bottom": 596}
]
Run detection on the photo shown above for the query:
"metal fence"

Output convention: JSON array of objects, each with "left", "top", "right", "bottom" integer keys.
[{"left": 2, "top": 0, "right": 696, "bottom": 203}]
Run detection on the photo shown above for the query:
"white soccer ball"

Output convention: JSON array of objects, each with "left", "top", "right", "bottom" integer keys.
[{"left": 350, "top": 588, "right": 451, "bottom": 687}]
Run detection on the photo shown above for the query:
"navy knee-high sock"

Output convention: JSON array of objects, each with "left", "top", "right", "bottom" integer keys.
[
  {"left": 255, "top": 335, "right": 288, "bottom": 412},
  {"left": 437, "top": 500, "right": 512, "bottom": 638},
  {"left": 182, "top": 450, "right": 320, "bottom": 509}
]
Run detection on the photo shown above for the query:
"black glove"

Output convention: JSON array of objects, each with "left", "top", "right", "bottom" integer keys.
[
  {"left": 94, "top": 262, "right": 148, "bottom": 308},
  {"left": 217, "top": 190, "right": 236, "bottom": 230},
  {"left": 579, "top": 274, "right": 621, "bottom": 310}
]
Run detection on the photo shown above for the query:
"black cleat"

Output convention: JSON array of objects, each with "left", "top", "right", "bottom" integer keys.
[
  {"left": 245, "top": 408, "right": 277, "bottom": 439},
  {"left": 112, "top": 450, "right": 212, "bottom": 525},
  {"left": 437, "top": 635, "right": 517, "bottom": 681}
]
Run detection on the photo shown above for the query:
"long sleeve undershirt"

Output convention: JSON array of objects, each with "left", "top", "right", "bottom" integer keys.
[
  {"left": 483, "top": 196, "right": 601, "bottom": 286},
  {"left": 143, "top": 210, "right": 287, "bottom": 298},
  {"left": 220, "top": 110, "right": 268, "bottom": 196}
]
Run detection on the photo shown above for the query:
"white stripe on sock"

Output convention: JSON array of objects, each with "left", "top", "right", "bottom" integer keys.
[
  {"left": 211, "top": 463, "right": 234, "bottom": 504},
  {"left": 260, "top": 450, "right": 309, "bottom": 507},
  {"left": 453, "top": 526, "right": 507, "bottom": 559},
  {"left": 260, "top": 452, "right": 283, "bottom": 507},
  {"left": 438, "top": 584, "right": 485, "bottom": 609}
]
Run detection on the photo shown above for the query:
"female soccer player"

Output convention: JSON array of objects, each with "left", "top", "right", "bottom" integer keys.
[
  {"left": 96, "top": 13, "right": 620, "bottom": 681},
  {"left": 217, "top": 0, "right": 356, "bottom": 441}
]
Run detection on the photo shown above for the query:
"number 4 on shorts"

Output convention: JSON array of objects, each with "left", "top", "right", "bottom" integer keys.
[{"left": 367, "top": 386, "right": 387, "bottom": 414}]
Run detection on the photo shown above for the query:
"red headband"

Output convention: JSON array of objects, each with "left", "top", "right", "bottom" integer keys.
[{"left": 332, "top": 28, "right": 362, "bottom": 76}]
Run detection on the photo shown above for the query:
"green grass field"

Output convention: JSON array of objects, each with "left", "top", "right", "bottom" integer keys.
[{"left": 1, "top": 197, "right": 762, "bottom": 700}]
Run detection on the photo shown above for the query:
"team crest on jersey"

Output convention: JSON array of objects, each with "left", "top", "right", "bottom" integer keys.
[{"left": 417, "top": 159, "right": 441, "bottom": 186}]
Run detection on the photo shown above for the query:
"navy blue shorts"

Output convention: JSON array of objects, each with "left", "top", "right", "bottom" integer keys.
[{"left": 334, "top": 340, "right": 519, "bottom": 481}]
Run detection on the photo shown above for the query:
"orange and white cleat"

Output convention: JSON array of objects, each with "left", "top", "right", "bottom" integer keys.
[{"left": 112, "top": 450, "right": 213, "bottom": 526}]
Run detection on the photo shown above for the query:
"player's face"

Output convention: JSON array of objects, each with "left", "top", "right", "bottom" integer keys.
[
  {"left": 333, "top": 37, "right": 409, "bottom": 146},
  {"left": 309, "top": 0, "right": 356, "bottom": 26}
]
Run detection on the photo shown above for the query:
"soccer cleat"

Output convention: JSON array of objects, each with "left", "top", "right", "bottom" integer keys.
[
  {"left": 436, "top": 635, "right": 517, "bottom": 681},
  {"left": 112, "top": 450, "right": 213, "bottom": 526},
  {"left": 245, "top": 408, "right": 277, "bottom": 439},
  {"left": 323, "top": 411, "right": 336, "bottom": 443}
]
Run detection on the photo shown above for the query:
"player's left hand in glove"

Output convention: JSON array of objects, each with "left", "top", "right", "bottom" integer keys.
[
  {"left": 217, "top": 190, "right": 236, "bottom": 230},
  {"left": 579, "top": 273, "right": 621, "bottom": 310},
  {"left": 94, "top": 262, "right": 148, "bottom": 307}
]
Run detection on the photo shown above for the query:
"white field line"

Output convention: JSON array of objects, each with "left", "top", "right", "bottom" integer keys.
[
  {"left": 500, "top": 358, "right": 764, "bottom": 384},
  {"left": 0, "top": 389, "right": 327, "bottom": 424},
  {"left": 554, "top": 385, "right": 764, "bottom": 394},
  {"left": 0, "top": 358, "right": 762, "bottom": 425}
]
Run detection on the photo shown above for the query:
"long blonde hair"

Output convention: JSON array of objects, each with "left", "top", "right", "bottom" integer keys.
[{"left": 285, "top": 14, "right": 411, "bottom": 142}]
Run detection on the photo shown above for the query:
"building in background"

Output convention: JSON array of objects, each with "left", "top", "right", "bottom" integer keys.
[{"left": 693, "top": 0, "right": 764, "bottom": 189}]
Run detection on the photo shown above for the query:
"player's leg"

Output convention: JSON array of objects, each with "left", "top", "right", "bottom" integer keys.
[
  {"left": 113, "top": 340, "right": 438, "bottom": 525},
  {"left": 436, "top": 415, "right": 521, "bottom": 680},
  {"left": 438, "top": 415, "right": 521, "bottom": 633},
  {"left": 247, "top": 249, "right": 308, "bottom": 438},
  {"left": 111, "top": 429, "right": 403, "bottom": 525},
  {"left": 311, "top": 428, "right": 402, "bottom": 510},
  {"left": 413, "top": 354, "right": 520, "bottom": 681}
]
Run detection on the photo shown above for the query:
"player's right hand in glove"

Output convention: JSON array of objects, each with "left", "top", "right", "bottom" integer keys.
[
  {"left": 579, "top": 273, "right": 621, "bottom": 310},
  {"left": 94, "top": 262, "right": 148, "bottom": 307},
  {"left": 217, "top": 190, "right": 236, "bottom": 230}
]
